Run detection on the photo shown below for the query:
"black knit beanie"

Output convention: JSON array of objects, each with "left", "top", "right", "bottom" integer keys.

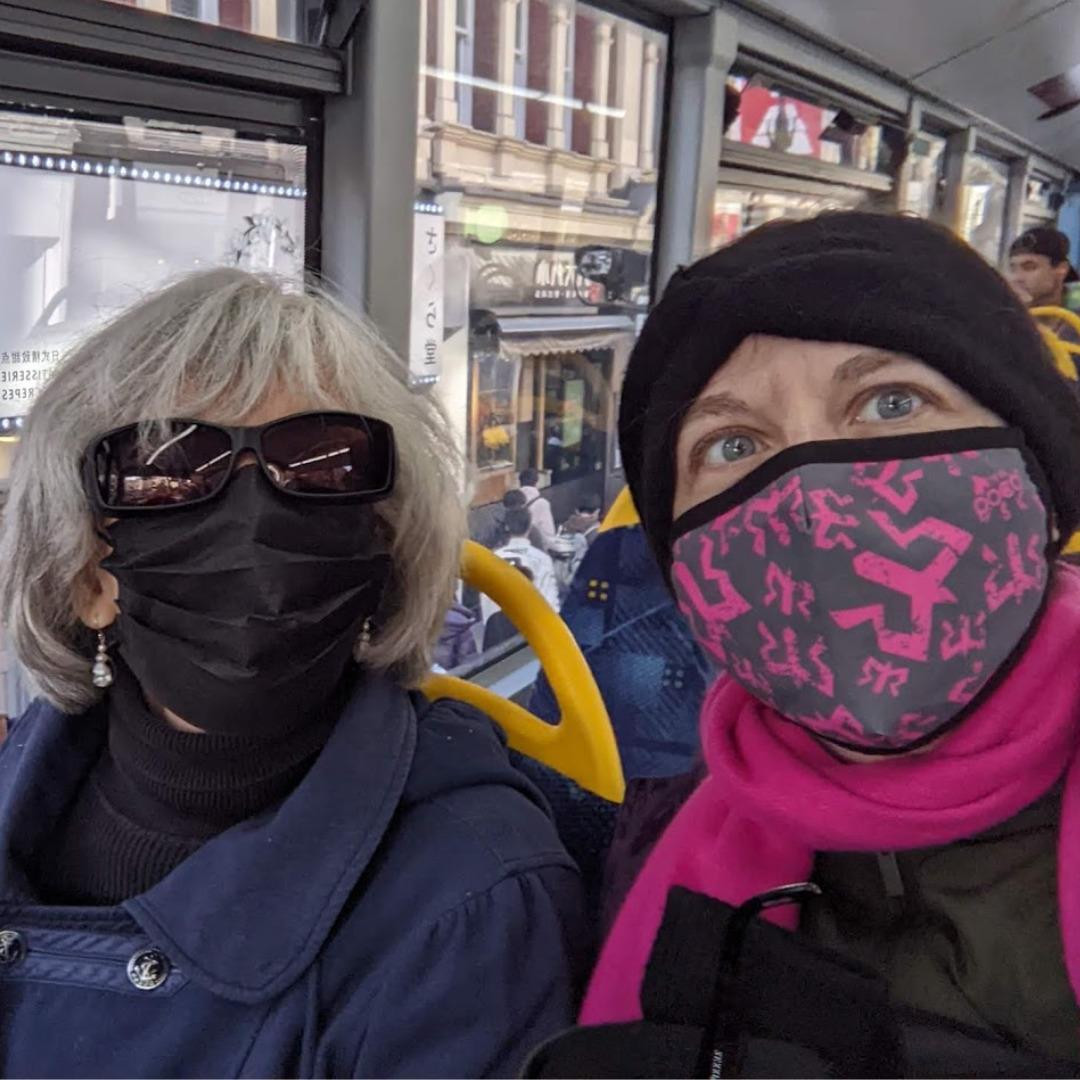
[{"left": 619, "top": 211, "right": 1080, "bottom": 570}]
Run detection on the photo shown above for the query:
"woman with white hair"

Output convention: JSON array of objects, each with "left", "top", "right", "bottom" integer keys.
[{"left": 0, "top": 270, "right": 584, "bottom": 1078}]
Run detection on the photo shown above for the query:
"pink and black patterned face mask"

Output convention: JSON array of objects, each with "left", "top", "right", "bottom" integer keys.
[{"left": 670, "top": 429, "right": 1052, "bottom": 752}]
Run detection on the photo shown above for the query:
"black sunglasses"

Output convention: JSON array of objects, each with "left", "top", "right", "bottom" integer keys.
[{"left": 83, "top": 411, "right": 396, "bottom": 514}]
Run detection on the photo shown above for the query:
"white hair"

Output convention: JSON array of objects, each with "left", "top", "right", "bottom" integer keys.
[{"left": 0, "top": 268, "right": 466, "bottom": 712}]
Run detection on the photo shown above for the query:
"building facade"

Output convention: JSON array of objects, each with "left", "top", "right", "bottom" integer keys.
[
  {"left": 104, "top": 0, "right": 307, "bottom": 40},
  {"left": 418, "top": 0, "right": 665, "bottom": 520}
]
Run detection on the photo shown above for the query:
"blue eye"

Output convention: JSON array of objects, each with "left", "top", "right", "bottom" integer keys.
[
  {"left": 858, "top": 388, "right": 923, "bottom": 422},
  {"left": 704, "top": 433, "right": 757, "bottom": 466}
]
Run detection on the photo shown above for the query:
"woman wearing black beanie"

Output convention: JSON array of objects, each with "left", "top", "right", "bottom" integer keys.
[{"left": 572, "top": 213, "right": 1080, "bottom": 1074}]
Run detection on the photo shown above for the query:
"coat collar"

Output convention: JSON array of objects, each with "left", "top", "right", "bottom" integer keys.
[
  {"left": 0, "top": 699, "right": 108, "bottom": 902},
  {"left": 0, "top": 676, "right": 417, "bottom": 1004}
]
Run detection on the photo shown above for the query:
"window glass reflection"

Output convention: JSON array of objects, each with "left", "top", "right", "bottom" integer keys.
[
  {"left": 0, "top": 109, "right": 305, "bottom": 483},
  {"left": 713, "top": 184, "right": 872, "bottom": 249},
  {"left": 725, "top": 73, "right": 896, "bottom": 175},
  {"left": 961, "top": 153, "right": 1010, "bottom": 264},
  {"left": 98, "top": 0, "right": 317, "bottom": 42},
  {"left": 418, "top": 0, "right": 667, "bottom": 663},
  {"left": 901, "top": 133, "right": 945, "bottom": 219}
]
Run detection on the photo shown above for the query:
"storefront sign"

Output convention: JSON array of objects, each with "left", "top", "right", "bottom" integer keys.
[
  {"left": 410, "top": 204, "right": 445, "bottom": 387},
  {"left": 0, "top": 153, "right": 306, "bottom": 424},
  {"left": 470, "top": 246, "right": 604, "bottom": 309},
  {"left": 0, "top": 349, "right": 61, "bottom": 418}
]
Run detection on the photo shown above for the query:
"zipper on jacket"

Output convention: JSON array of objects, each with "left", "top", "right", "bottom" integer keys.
[{"left": 876, "top": 851, "right": 906, "bottom": 916}]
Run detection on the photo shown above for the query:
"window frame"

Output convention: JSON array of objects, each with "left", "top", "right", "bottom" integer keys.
[
  {"left": 454, "top": 0, "right": 476, "bottom": 127},
  {"left": 0, "top": 0, "right": 343, "bottom": 94},
  {"left": 166, "top": 0, "right": 227, "bottom": 24},
  {"left": 961, "top": 147, "right": 1012, "bottom": 265},
  {"left": 512, "top": 0, "right": 529, "bottom": 139},
  {"left": 561, "top": 3, "right": 575, "bottom": 151},
  {"left": 0, "top": 0, "right": 326, "bottom": 273}
]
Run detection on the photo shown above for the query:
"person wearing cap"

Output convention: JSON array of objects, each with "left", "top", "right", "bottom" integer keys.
[
  {"left": 577, "top": 213, "right": 1080, "bottom": 1067},
  {"left": 1008, "top": 226, "right": 1080, "bottom": 343}
]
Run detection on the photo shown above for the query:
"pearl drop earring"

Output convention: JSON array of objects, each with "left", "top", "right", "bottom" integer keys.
[{"left": 91, "top": 629, "right": 114, "bottom": 689}]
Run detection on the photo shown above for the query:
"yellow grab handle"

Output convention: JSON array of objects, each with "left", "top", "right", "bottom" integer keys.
[
  {"left": 1032, "top": 305, "right": 1080, "bottom": 338},
  {"left": 1033, "top": 306, "right": 1080, "bottom": 366},
  {"left": 1036, "top": 323, "right": 1079, "bottom": 380},
  {"left": 422, "top": 541, "right": 625, "bottom": 803}
]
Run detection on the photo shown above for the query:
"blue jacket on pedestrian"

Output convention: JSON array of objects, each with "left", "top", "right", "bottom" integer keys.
[{"left": 0, "top": 675, "right": 585, "bottom": 1078}]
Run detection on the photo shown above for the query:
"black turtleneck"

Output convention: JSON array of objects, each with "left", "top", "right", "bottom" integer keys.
[{"left": 36, "top": 661, "right": 335, "bottom": 906}]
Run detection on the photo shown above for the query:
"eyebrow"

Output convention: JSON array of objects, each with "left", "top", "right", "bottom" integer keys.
[
  {"left": 831, "top": 352, "right": 899, "bottom": 384},
  {"left": 682, "top": 391, "right": 754, "bottom": 425},
  {"left": 683, "top": 351, "right": 911, "bottom": 428}
]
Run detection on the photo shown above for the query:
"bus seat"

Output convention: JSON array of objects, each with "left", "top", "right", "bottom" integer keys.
[
  {"left": 531, "top": 496, "right": 709, "bottom": 781},
  {"left": 421, "top": 541, "right": 625, "bottom": 804},
  {"left": 527, "top": 501, "right": 708, "bottom": 929},
  {"left": 599, "top": 485, "right": 640, "bottom": 532}
]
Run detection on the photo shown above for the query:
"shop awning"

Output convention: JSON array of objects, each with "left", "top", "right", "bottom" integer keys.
[{"left": 494, "top": 313, "right": 636, "bottom": 359}]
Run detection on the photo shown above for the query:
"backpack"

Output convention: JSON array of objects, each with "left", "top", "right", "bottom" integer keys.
[
  {"left": 500, "top": 551, "right": 528, "bottom": 574},
  {"left": 549, "top": 528, "right": 586, "bottom": 594},
  {"left": 525, "top": 887, "right": 1079, "bottom": 1078},
  {"left": 522, "top": 495, "right": 553, "bottom": 552}
]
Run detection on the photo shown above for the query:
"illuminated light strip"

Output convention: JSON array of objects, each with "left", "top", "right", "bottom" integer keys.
[
  {"left": 423, "top": 65, "right": 542, "bottom": 102},
  {"left": 584, "top": 101, "right": 626, "bottom": 119},
  {"left": 420, "top": 65, "right": 626, "bottom": 119},
  {"left": 0, "top": 149, "right": 307, "bottom": 198},
  {"left": 0, "top": 417, "right": 26, "bottom": 432},
  {"left": 413, "top": 200, "right": 445, "bottom": 215}
]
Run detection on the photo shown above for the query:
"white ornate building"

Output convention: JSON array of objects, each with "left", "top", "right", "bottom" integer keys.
[
  {"left": 417, "top": 0, "right": 665, "bottom": 511},
  {"left": 418, "top": 0, "right": 664, "bottom": 251},
  {"left": 105, "top": 0, "right": 297, "bottom": 40}
]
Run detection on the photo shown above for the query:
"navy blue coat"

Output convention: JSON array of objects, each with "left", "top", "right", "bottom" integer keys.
[{"left": 0, "top": 676, "right": 586, "bottom": 1077}]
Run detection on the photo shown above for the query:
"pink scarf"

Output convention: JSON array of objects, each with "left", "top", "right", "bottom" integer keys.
[{"left": 581, "top": 564, "right": 1080, "bottom": 1024}]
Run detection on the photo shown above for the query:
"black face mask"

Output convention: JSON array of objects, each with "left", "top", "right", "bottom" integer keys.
[{"left": 101, "top": 467, "right": 392, "bottom": 737}]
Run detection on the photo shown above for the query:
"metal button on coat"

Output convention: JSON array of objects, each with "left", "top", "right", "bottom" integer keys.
[
  {"left": 0, "top": 930, "right": 23, "bottom": 966},
  {"left": 127, "top": 948, "right": 170, "bottom": 991}
]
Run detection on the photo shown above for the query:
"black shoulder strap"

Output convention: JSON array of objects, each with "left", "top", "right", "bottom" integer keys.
[
  {"left": 643, "top": 888, "right": 905, "bottom": 1077},
  {"left": 523, "top": 1021, "right": 701, "bottom": 1079},
  {"left": 526, "top": 887, "right": 1080, "bottom": 1079}
]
